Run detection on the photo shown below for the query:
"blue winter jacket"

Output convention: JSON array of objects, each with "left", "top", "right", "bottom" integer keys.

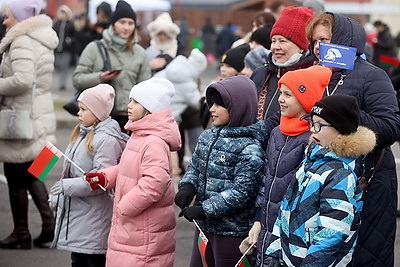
[
  {"left": 267, "top": 143, "right": 364, "bottom": 267},
  {"left": 179, "top": 76, "right": 268, "bottom": 236},
  {"left": 256, "top": 127, "right": 311, "bottom": 266},
  {"left": 323, "top": 13, "right": 400, "bottom": 266}
]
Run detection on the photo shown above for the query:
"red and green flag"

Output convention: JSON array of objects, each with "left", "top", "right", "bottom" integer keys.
[
  {"left": 197, "top": 230, "right": 209, "bottom": 267},
  {"left": 236, "top": 257, "right": 252, "bottom": 267},
  {"left": 379, "top": 54, "right": 399, "bottom": 69},
  {"left": 28, "top": 143, "right": 62, "bottom": 181}
]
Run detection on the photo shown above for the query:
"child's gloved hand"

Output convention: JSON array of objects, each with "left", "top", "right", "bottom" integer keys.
[
  {"left": 85, "top": 172, "right": 106, "bottom": 190},
  {"left": 50, "top": 181, "right": 64, "bottom": 195},
  {"left": 178, "top": 206, "right": 206, "bottom": 222},
  {"left": 174, "top": 184, "right": 196, "bottom": 209}
]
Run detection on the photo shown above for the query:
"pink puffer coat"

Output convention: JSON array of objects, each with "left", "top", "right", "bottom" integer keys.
[{"left": 102, "top": 109, "right": 181, "bottom": 267}]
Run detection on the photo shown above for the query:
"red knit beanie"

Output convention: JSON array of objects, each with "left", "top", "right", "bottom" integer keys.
[
  {"left": 278, "top": 65, "right": 332, "bottom": 113},
  {"left": 270, "top": 6, "right": 313, "bottom": 51}
]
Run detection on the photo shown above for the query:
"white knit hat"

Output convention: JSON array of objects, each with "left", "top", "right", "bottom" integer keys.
[
  {"left": 187, "top": 48, "right": 207, "bottom": 75},
  {"left": 129, "top": 78, "right": 175, "bottom": 113},
  {"left": 77, "top": 84, "right": 115, "bottom": 121},
  {"left": 147, "top": 12, "right": 180, "bottom": 38}
]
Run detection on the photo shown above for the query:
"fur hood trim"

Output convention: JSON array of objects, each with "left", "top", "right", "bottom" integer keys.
[
  {"left": 0, "top": 15, "right": 57, "bottom": 52},
  {"left": 330, "top": 126, "right": 376, "bottom": 158}
]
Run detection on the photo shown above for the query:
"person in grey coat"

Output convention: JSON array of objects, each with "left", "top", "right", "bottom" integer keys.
[
  {"left": 72, "top": 0, "right": 151, "bottom": 132},
  {"left": 49, "top": 84, "right": 128, "bottom": 267}
]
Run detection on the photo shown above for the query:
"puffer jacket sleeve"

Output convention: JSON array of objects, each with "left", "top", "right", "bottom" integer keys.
[
  {"left": 179, "top": 144, "right": 201, "bottom": 190},
  {"left": 103, "top": 165, "right": 120, "bottom": 189},
  {"left": 202, "top": 143, "right": 264, "bottom": 218},
  {"left": 116, "top": 141, "right": 170, "bottom": 218},
  {"left": 301, "top": 170, "right": 361, "bottom": 266},
  {"left": 72, "top": 41, "right": 103, "bottom": 91},
  {"left": 356, "top": 61, "right": 400, "bottom": 148}
]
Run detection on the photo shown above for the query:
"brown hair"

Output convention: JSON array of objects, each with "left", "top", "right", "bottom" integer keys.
[
  {"left": 69, "top": 120, "right": 99, "bottom": 155},
  {"left": 252, "top": 11, "right": 276, "bottom": 29},
  {"left": 305, "top": 13, "right": 334, "bottom": 44}
]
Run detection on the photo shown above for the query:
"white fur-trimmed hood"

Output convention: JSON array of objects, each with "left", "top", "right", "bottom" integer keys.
[{"left": 0, "top": 14, "right": 58, "bottom": 52}]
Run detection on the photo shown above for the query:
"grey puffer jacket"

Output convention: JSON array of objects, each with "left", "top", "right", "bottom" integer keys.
[
  {"left": 0, "top": 15, "right": 58, "bottom": 163},
  {"left": 72, "top": 27, "right": 151, "bottom": 114},
  {"left": 179, "top": 76, "right": 268, "bottom": 236},
  {"left": 51, "top": 118, "right": 128, "bottom": 254},
  {"left": 319, "top": 13, "right": 400, "bottom": 267}
]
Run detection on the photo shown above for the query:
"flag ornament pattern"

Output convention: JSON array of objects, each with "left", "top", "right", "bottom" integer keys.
[
  {"left": 28, "top": 143, "right": 62, "bottom": 181},
  {"left": 236, "top": 257, "right": 252, "bottom": 267},
  {"left": 197, "top": 230, "right": 209, "bottom": 267}
]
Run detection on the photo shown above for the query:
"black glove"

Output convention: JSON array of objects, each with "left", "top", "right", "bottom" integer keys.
[
  {"left": 174, "top": 184, "right": 196, "bottom": 209},
  {"left": 178, "top": 206, "right": 206, "bottom": 222}
]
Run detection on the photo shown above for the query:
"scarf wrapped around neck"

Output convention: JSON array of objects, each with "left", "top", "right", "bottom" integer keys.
[{"left": 280, "top": 116, "right": 309, "bottom": 136}]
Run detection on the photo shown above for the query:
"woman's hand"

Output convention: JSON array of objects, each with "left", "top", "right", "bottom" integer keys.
[
  {"left": 100, "top": 70, "right": 122, "bottom": 83},
  {"left": 239, "top": 221, "right": 261, "bottom": 254}
]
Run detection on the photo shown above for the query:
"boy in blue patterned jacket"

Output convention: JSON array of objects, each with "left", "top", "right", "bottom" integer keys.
[
  {"left": 175, "top": 75, "right": 267, "bottom": 267},
  {"left": 267, "top": 94, "right": 376, "bottom": 266}
]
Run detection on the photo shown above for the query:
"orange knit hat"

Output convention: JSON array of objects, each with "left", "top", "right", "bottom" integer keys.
[{"left": 278, "top": 65, "right": 332, "bottom": 113}]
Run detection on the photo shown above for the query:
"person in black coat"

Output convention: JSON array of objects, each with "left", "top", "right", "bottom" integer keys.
[{"left": 305, "top": 12, "right": 400, "bottom": 266}]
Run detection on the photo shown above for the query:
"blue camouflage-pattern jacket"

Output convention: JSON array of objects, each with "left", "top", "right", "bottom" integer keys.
[
  {"left": 267, "top": 126, "right": 376, "bottom": 266},
  {"left": 179, "top": 75, "right": 268, "bottom": 237}
]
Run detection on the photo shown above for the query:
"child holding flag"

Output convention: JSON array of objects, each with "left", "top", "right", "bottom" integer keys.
[
  {"left": 175, "top": 75, "right": 267, "bottom": 267},
  {"left": 239, "top": 65, "right": 332, "bottom": 266},
  {"left": 49, "top": 84, "right": 128, "bottom": 267},
  {"left": 85, "top": 77, "right": 181, "bottom": 267}
]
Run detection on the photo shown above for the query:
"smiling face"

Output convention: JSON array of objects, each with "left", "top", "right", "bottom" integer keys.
[
  {"left": 278, "top": 84, "right": 306, "bottom": 118},
  {"left": 113, "top": 18, "right": 135, "bottom": 39},
  {"left": 311, "top": 24, "right": 332, "bottom": 60},
  {"left": 78, "top": 102, "right": 98, "bottom": 127},
  {"left": 219, "top": 63, "right": 239, "bottom": 79},
  {"left": 270, "top": 35, "right": 303, "bottom": 64},
  {"left": 210, "top": 103, "right": 230, "bottom": 126},
  {"left": 310, "top": 115, "right": 339, "bottom": 147},
  {"left": 127, "top": 98, "right": 148, "bottom": 122}
]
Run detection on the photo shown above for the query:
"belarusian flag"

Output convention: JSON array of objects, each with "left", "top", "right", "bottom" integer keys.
[
  {"left": 197, "top": 230, "right": 208, "bottom": 267},
  {"left": 379, "top": 54, "right": 399, "bottom": 69},
  {"left": 28, "top": 143, "right": 62, "bottom": 181}
]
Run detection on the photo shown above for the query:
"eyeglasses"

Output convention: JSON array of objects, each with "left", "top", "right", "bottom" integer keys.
[{"left": 307, "top": 121, "right": 332, "bottom": 133}]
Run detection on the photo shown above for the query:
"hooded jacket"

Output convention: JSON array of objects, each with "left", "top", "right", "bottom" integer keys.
[
  {"left": 267, "top": 126, "right": 376, "bottom": 266},
  {"left": 179, "top": 76, "right": 268, "bottom": 236},
  {"left": 101, "top": 109, "right": 181, "bottom": 267},
  {"left": 0, "top": 15, "right": 58, "bottom": 163},
  {"left": 322, "top": 13, "right": 400, "bottom": 266},
  {"left": 52, "top": 118, "right": 128, "bottom": 254}
]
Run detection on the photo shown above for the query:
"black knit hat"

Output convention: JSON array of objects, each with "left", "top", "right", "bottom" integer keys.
[
  {"left": 250, "top": 24, "right": 273, "bottom": 49},
  {"left": 221, "top": 44, "right": 250, "bottom": 72},
  {"left": 111, "top": 0, "right": 137, "bottom": 25},
  {"left": 310, "top": 94, "right": 360, "bottom": 135},
  {"left": 208, "top": 89, "right": 226, "bottom": 108}
]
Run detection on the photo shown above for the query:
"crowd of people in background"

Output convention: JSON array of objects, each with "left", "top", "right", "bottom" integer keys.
[{"left": 0, "top": 0, "right": 399, "bottom": 266}]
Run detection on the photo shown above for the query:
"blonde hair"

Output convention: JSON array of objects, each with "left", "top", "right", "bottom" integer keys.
[
  {"left": 305, "top": 13, "right": 334, "bottom": 44},
  {"left": 69, "top": 120, "right": 99, "bottom": 155}
]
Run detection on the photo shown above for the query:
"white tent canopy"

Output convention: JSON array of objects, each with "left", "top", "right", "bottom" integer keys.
[{"left": 88, "top": 0, "right": 171, "bottom": 24}]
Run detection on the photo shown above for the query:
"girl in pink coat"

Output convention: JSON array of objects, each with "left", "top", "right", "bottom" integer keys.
[{"left": 86, "top": 77, "right": 182, "bottom": 267}]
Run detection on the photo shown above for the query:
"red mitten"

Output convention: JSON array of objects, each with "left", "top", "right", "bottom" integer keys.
[{"left": 85, "top": 172, "right": 106, "bottom": 190}]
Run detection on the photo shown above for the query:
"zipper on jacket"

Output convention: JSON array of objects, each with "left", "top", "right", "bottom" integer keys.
[
  {"left": 305, "top": 228, "right": 311, "bottom": 247},
  {"left": 327, "top": 74, "right": 346, "bottom": 96},
  {"left": 202, "top": 126, "right": 224, "bottom": 232},
  {"left": 263, "top": 87, "right": 280, "bottom": 120},
  {"left": 261, "top": 135, "right": 289, "bottom": 264}
]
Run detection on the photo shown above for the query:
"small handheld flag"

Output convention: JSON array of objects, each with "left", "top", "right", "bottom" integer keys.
[
  {"left": 234, "top": 243, "right": 254, "bottom": 267},
  {"left": 319, "top": 42, "right": 357, "bottom": 70},
  {"left": 28, "top": 143, "right": 62, "bottom": 181},
  {"left": 193, "top": 220, "right": 209, "bottom": 267}
]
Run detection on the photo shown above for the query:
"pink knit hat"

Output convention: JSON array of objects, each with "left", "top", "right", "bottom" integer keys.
[
  {"left": 8, "top": 0, "right": 42, "bottom": 21},
  {"left": 270, "top": 6, "right": 313, "bottom": 51},
  {"left": 77, "top": 84, "right": 115, "bottom": 121}
]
